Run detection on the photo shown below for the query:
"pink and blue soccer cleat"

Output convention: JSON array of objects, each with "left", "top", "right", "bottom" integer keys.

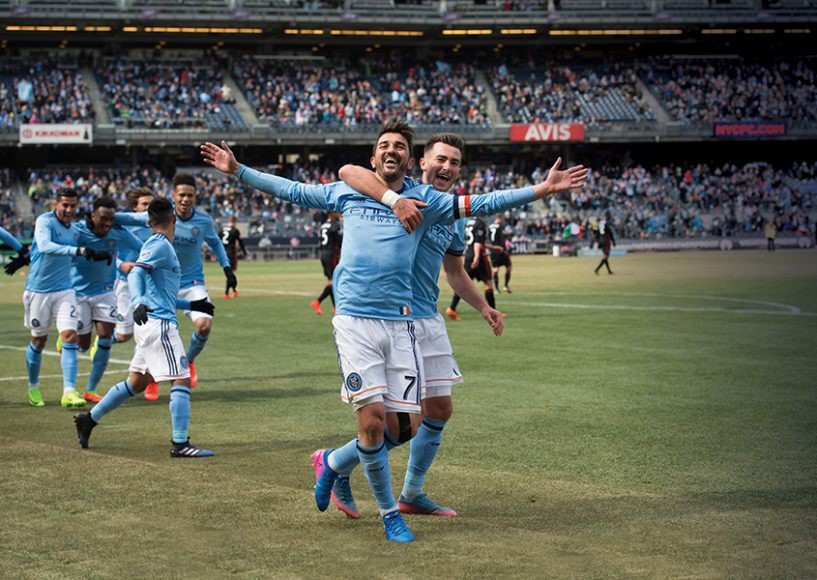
[
  {"left": 331, "top": 476, "right": 360, "bottom": 519},
  {"left": 312, "top": 449, "right": 338, "bottom": 512},
  {"left": 398, "top": 493, "right": 457, "bottom": 517}
]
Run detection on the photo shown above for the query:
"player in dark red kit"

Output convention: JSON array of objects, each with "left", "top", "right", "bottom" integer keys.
[
  {"left": 219, "top": 215, "right": 247, "bottom": 298},
  {"left": 311, "top": 212, "right": 342, "bottom": 316},
  {"left": 488, "top": 214, "right": 513, "bottom": 294},
  {"left": 594, "top": 212, "right": 616, "bottom": 275},
  {"left": 446, "top": 216, "right": 496, "bottom": 321}
]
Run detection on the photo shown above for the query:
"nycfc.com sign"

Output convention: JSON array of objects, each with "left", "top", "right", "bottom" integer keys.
[
  {"left": 19, "top": 123, "right": 93, "bottom": 145},
  {"left": 509, "top": 123, "right": 586, "bottom": 142}
]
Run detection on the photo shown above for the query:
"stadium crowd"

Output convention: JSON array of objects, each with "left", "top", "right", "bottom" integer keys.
[
  {"left": 0, "top": 56, "right": 95, "bottom": 129},
  {"left": 5, "top": 160, "right": 813, "bottom": 244},
  {"left": 232, "top": 56, "right": 490, "bottom": 128},
  {"left": 97, "top": 59, "right": 241, "bottom": 129},
  {"left": 643, "top": 59, "right": 817, "bottom": 124}
]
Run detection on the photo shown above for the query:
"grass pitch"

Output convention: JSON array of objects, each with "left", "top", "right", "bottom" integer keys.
[{"left": 1, "top": 251, "right": 815, "bottom": 579}]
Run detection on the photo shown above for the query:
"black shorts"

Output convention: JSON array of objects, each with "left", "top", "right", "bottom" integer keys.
[
  {"left": 465, "top": 256, "right": 492, "bottom": 283},
  {"left": 321, "top": 251, "right": 339, "bottom": 279},
  {"left": 490, "top": 252, "right": 511, "bottom": 269}
]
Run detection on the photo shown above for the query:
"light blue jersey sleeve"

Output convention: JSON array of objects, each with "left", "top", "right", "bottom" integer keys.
[
  {"left": 0, "top": 226, "right": 22, "bottom": 251},
  {"left": 236, "top": 164, "right": 339, "bottom": 211},
  {"left": 414, "top": 185, "right": 537, "bottom": 225},
  {"left": 34, "top": 214, "right": 79, "bottom": 256},
  {"left": 203, "top": 216, "right": 231, "bottom": 269},
  {"left": 119, "top": 226, "right": 144, "bottom": 254},
  {"left": 114, "top": 211, "right": 149, "bottom": 227}
]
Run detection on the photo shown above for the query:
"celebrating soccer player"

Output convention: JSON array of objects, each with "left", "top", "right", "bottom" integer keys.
[{"left": 74, "top": 197, "right": 216, "bottom": 457}]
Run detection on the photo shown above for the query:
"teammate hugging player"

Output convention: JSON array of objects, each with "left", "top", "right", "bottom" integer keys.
[
  {"left": 73, "top": 198, "right": 216, "bottom": 457},
  {"left": 69, "top": 196, "right": 143, "bottom": 403},
  {"left": 202, "top": 121, "right": 588, "bottom": 542}
]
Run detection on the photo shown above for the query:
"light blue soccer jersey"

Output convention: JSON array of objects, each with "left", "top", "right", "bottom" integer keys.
[
  {"left": 412, "top": 219, "right": 466, "bottom": 319},
  {"left": 116, "top": 222, "right": 152, "bottom": 281},
  {"left": 129, "top": 233, "right": 181, "bottom": 322},
  {"left": 173, "top": 209, "right": 230, "bottom": 289},
  {"left": 25, "top": 212, "right": 80, "bottom": 293},
  {"left": 111, "top": 207, "right": 230, "bottom": 289},
  {"left": 0, "top": 225, "right": 22, "bottom": 252},
  {"left": 237, "top": 165, "right": 535, "bottom": 320},
  {"left": 72, "top": 221, "right": 143, "bottom": 297}
]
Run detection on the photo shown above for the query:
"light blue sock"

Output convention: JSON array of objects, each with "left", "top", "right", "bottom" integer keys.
[
  {"left": 61, "top": 342, "right": 78, "bottom": 392},
  {"left": 87, "top": 338, "right": 112, "bottom": 392},
  {"left": 169, "top": 385, "right": 191, "bottom": 444},
  {"left": 402, "top": 417, "right": 446, "bottom": 500},
  {"left": 357, "top": 440, "right": 397, "bottom": 515},
  {"left": 90, "top": 380, "right": 135, "bottom": 423},
  {"left": 186, "top": 332, "right": 208, "bottom": 363},
  {"left": 26, "top": 342, "right": 43, "bottom": 387},
  {"left": 329, "top": 427, "right": 403, "bottom": 476}
]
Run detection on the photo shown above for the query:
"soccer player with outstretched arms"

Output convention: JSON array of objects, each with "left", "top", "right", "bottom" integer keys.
[{"left": 201, "top": 121, "right": 587, "bottom": 542}]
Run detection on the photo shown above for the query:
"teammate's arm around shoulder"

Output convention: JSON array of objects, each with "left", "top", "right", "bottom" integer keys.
[{"left": 338, "top": 164, "right": 427, "bottom": 234}]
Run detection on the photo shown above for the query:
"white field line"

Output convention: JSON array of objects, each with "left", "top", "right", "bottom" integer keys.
[
  {"left": 239, "top": 287, "right": 314, "bottom": 297},
  {"left": 0, "top": 372, "right": 93, "bottom": 382},
  {"left": 513, "top": 300, "right": 817, "bottom": 317},
  {"left": 0, "top": 344, "right": 133, "bottom": 365}
]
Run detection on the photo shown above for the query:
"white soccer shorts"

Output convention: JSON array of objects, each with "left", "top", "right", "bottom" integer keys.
[
  {"left": 178, "top": 285, "right": 212, "bottom": 322},
  {"left": 414, "top": 314, "right": 463, "bottom": 399},
  {"left": 76, "top": 291, "right": 118, "bottom": 335},
  {"left": 332, "top": 315, "right": 422, "bottom": 414},
  {"left": 129, "top": 318, "right": 190, "bottom": 382},
  {"left": 23, "top": 289, "right": 79, "bottom": 337},
  {"left": 114, "top": 278, "right": 134, "bottom": 335}
]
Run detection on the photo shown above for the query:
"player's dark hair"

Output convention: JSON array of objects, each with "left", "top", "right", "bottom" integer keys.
[
  {"left": 93, "top": 197, "right": 116, "bottom": 212},
  {"left": 173, "top": 173, "right": 196, "bottom": 190},
  {"left": 147, "top": 197, "right": 174, "bottom": 227},
  {"left": 126, "top": 187, "right": 156, "bottom": 209},
  {"left": 373, "top": 120, "right": 414, "bottom": 155},
  {"left": 57, "top": 188, "right": 78, "bottom": 200},
  {"left": 424, "top": 133, "right": 465, "bottom": 158}
]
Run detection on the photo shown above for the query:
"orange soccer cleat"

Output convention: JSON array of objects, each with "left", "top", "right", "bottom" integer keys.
[
  {"left": 83, "top": 390, "right": 103, "bottom": 403},
  {"left": 144, "top": 382, "right": 159, "bottom": 401},
  {"left": 310, "top": 299, "right": 323, "bottom": 316},
  {"left": 445, "top": 307, "right": 461, "bottom": 321},
  {"left": 188, "top": 362, "right": 198, "bottom": 388}
]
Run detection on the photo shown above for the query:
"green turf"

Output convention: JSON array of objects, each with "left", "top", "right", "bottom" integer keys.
[{"left": 1, "top": 251, "right": 815, "bottom": 579}]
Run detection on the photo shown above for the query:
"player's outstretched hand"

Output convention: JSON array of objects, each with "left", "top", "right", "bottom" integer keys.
[
  {"left": 481, "top": 307, "right": 505, "bottom": 336},
  {"left": 201, "top": 140, "right": 240, "bottom": 176},
  {"left": 4, "top": 248, "right": 29, "bottom": 276},
  {"left": 190, "top": 299, "right": 215, "bottom": 316},
  {"left": 133, "top": 304, "right": 153, "bottom": 326},
  {"left": 92, "top": 251, "right": 113, "bottom": 265},
  {"left": 544, "top": 157, "right": 590, "bottom": 195},
  {"left": 223, "top": 266, "right": 237, "bottom": 291},
  {"left": 392, "top": 197, "right": 428, "bottom": 234}
]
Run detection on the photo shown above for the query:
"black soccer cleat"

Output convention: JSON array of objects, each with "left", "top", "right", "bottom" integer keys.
[
  {"left": 170, "top": 440, "right": 215, "bottom": 458},
  {"left": 74, "top": 412, "right": 97, "bottom": 449}
]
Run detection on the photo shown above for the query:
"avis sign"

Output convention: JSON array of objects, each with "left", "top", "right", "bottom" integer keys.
[
  {"left": 19, "top": 123, "right": 93, "bottom": 145},
  {"left": 509, "top": 123, "right": 585, "bottom": 142}
]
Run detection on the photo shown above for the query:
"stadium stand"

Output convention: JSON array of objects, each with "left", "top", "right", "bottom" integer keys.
[
  {"left": 0, "top": 55, "right": 95, "bottom": 129},
  {"left": 641, "top": 58, "right": 817, "bottom": 125},
  {"left": 97, "top": 58, "right": 247, "bottom": 131}
]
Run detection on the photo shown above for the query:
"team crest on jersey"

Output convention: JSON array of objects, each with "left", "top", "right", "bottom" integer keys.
[
  {"left": 346, "top": 372, "right": 363, "bottom": 392},
  {"left": 139, "top": 249, "right": 152, "bottom": 260},
  {"left": 180, "top": 356, "right": 189, "bottom": 370},
  {"left": 31, "top": 318, "right": 40, "bottom": 327},
  {"left": 191, "top": 227, "right": 200, "bottom": 237}
]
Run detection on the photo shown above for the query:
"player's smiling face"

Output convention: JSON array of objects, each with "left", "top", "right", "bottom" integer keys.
[
  {"left": 135, "top": 195, "right": 153, "bottom": 213},
  {"left": 173, "top": 185, "right": 196, "bottom": 219},
  {"left": 371, "top": 132, "right": 414, "bottom": 184},
  {"left": 54, "top": 195, "right": 78, "bottom": 223},
  {"left": 91, "top": 207, "right": 115, "bottom": 237},
  {"left": 420, "top": 142, "right": 462, "bottom": 193}
]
